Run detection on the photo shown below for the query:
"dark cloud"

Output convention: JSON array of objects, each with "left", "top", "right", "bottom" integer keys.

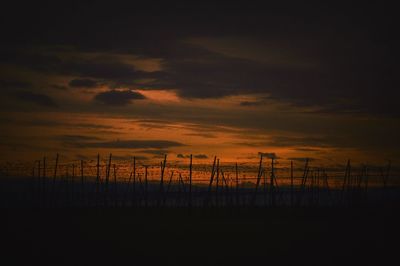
[
  {"left": 268, "top": 136, "right": 330, "bottom": 148},
  {"left": 94, "top": 90, "right": 146, "bottom": 106},
  {"left": 107, "top": 154, "right": 149, "bottom": 161},
  {"left": 258, "top": 152, "right": 278, "bottom": 159},
  {"left": 137, "top": 149, "right": 169, "bottom": 156},
  {"left": 13, "top": 91, "right": 58, "bottom": 107},
  {"left": 73, "top": 140, "right": 184, "bottom": 149},
  {"left": 194, "top": 154, "right": 208, "bottom": 159},
  {"left": 69, "top": 78, "right": 98, "bottom": 88},
  {"left": 73, "top": 123, "right": 114, "bottom": 129},
  {"left": 239, "top": 136, "right": 334, "bottom": 149},
  {"left": 239, "top": 101, "right": 266, "bottom": 107},
  {"left": 51, "top": 84, "right": 68, "bottom": 90},
  {"left": 0, "top": 80, "right": 32, "bottom": 90},
  {"left": 287, "top": 157, "right": 315, "bottom": 162},
  {"left": 293, "top": 148, "right": 321, "bottom": 152},
  {"left": 177, "top": 153, "right": 208, "bottom": 159},
  {"left": 238, "top": 136, "right": 338, "bottom": 152},
  {"left": 56, "top": 135, "right": 102, "bottom": 142},
  {"left": 1, "top": 5, "right": 398, "bottom": 116},
  {"left": 184, "top": 133, "right": 216, "bottom": 138},
  {"left": 64, "top": 59, "right": 142, "bottom": 81}
]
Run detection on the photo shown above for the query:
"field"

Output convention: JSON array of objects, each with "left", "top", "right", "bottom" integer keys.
[{"left": 3, "top": 207, "right": 399, "bottom": 266}]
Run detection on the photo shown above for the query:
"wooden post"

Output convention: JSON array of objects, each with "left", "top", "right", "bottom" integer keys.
[
  {"left": 133, "top": 157, "right": 136, "bottom": 207},
  {"left": 38, "top": 160, "right": 41, "bottom": 206},
  {"left": 80, "top": 160, "right": 84, "bottom": 206},
  {"left": 270, "top": 158, "right": 275, "bottom": 207},
  {"left": 220, "top": 170, "right": 230, "bottom": 207},
  {"left": 96, "top": 154, "right": 100, "bottom": 207},
  {"left": 164, "top": 171, "right": 174, "bottom": 205},
  {"left": 364, "top": 166, "right": 369, "bottom": 193},
  {"left": 317, "top": 168, "right": 320, "bottom": 206},
  {"left": 215, "top": 159, "right": 220, "bottom": 207},
  {"left": 43, "top": 157, "right": 46, "bottom": 207},
  {"left": 383, "top": 160, "right": 391, "bottom": 189},
  {"left": 52, "top": 154, "right": 59, "bottom": 197},
  {"left": 31, "top": 165, "right": 35, "bottom": 205},
  {"left": 144, "top": 165, "right": 148, "bottom": 208},
  {"left": 251, "top": 154, "right": 263, "bottom": 206},
  {"left": 206, "top": 156, "right": 217, "bottom": 207},
  {"left": 290, "top": 161, "right": 294, "bottom": 207},
  {"left": 297, "top": 159, "right": 309, "bottom": 207},
  {"left": 189, "top": 154, "right": 192, "bottom": 208},
  {"left": 113, "top": 164, "right": 117, "bottom": 207},
  {"left": 263, "top": 170, "right": 267, "bottom": 207},
  {"left": 72, "top": 163, "right": 75, "bottom": 206},
  {"left": 235, "top": 163, "right": 239, "bottom": 207},
  {"left": 158, "top": 155, "right": 167, "bottom": 206},
  {"left": 341, "top": 160, "right": 351, "bottom": 205},
  {"left": 323, "top": 170, "right": 332, "bottom": 206},
  {"left": 177, "top": 173, "right": 183, "bottom": 206},
  {"left": 104, "top": 154, "right": 112, "bottom": 207},
  {"left": 65, "top": 164, "right": 69, "bottom": 206}
]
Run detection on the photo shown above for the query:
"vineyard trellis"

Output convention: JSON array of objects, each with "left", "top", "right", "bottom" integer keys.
[{"left": 0, "top": 153, "right": 398, "bottom": 208}]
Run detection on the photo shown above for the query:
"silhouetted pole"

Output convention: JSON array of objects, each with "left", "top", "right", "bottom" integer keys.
[
  {"left": 380, "top": 161, "right": 391, "bottom": 203},
  {"left": 323, "top": 170, "right": 332, "bottom": 205},
  {"left": 164, "top": 171, "right": 174, "bottom": 205},
  {"left": 52, "top": 154, "right": 59, "bottom": 197},
  {"left": 383, "top": 160, "right": 391, "bottom": 189},
  {"left": 72, "top": 163, "right": 75, "bottom": 206},
  {"left": 220, "top": 170, "right": 230, "bottom": 206},
  {"left": 290, "top": 161, "right": 294, "bottom": 207},
  {"left": 297, "top": 158, "right": 309, "bottom": 207},
  {"left": 132, "top": 157, "right": 136, "bottom": 207},
  {"left": 43, "top": 157, "right": 46, "bottom": 207},
  {"left": 189, "top": 154, "right": 192, "bottom": 208},
  {"left": 341, "top": 160, "right": 351, "bottom": 205},
  {"left": 317, "top": 168, "right": 320, "bottom": 206},
  {"left": 144, "top": 165, "right": 148, "bottom": 208},
  {"left": 158, "top": 155, "right": 167, "bottom": 206},
  {"left": 31, "top": 165, "right": 35, "bottom": 205},
  {"left": 65, "top": 164, "right": 69, "bottom": 206},
  {"left": 96, "top": 154, "right": 100, "bottom": 207},
  {"left": 215, "top": 159, "right": 220, "bottom": 207},
  {"left": 235, "top": 162, "right": 239, "bottom": 207},
  {"left": 261, "top": 170, "right": 266, "bottom": 206},
  {"left": 81, "top": 160, "right": 84, "bottom": 206},
  {"left": 269, "top": 158, "right": 275, "bottom": 207},
  {"left": 37, "top": 160, "right": 41, "bottom": 206},
  {"left": 310, "top": 170, "right": 315, "bottom": 206},
  {"left": 104, "top": 154, "right": 112, "bottom": 206},
  {"left": 251, "top": 154, "right": 263, "bottom": 206},
  {"left": 206, "top": 156, "right": 217, "bottom": 207},
  {"left": 364, "top": 166, "right": 369, "bottom": 193},
  {"left": 113, "top": 164, "right": 117, "bottom": 207},
  {"left": 178, "top": 173, "right": 184, "bottom": 206}
]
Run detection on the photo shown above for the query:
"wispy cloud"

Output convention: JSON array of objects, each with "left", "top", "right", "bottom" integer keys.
[
  {"left": 72, "top": 140, "right": 185, "bottom": 149},
  {"left": 13, "top": 91, "right": 58, "bottom": 107},
  {"left": 177, "top": 154, "right": 208, "bottom": 159},
  {"left": 94, "top": 90, "right": 146, "bottom": 106},
  {"left": 258, "top": 152, "right": 278, "bottom": 159},
  {"left": 69, "top": 78, "right": 98, "bottom": 88}
]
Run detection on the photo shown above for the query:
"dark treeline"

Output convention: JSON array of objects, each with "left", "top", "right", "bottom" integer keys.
[{"left": 0, "top": 153, "right": 398, "bottom": 208}]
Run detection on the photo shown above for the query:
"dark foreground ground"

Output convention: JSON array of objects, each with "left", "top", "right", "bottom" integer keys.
[{"left": 2, "top": 206, "right": 399, "bottom": 266}]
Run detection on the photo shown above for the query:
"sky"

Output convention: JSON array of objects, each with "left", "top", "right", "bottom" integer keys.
[{"left": 0, "top": 2, "right": 398, "bottom": 167}]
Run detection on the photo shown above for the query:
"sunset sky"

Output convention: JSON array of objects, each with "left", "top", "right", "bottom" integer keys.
[{"left": 0, "top": 2, "right": 398, "bottom": 167}]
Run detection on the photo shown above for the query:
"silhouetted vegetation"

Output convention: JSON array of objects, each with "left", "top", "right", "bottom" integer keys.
[{"left": 1, "top": 154, "right": 398, "bottom": 209}]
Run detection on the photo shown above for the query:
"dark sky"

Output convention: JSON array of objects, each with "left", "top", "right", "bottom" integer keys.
[{"left": 0, "top": 2, "right": 398, "bottom": 164}]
